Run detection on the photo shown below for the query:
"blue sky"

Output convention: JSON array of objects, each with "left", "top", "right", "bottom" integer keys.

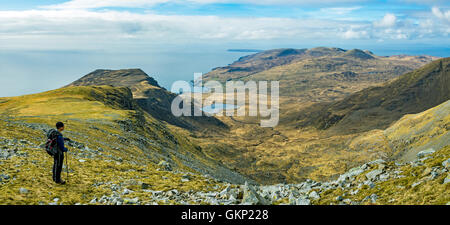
[
  {"left": 0, "top": 1, "right": 445, "bottom": 19},
  {"left": 0, "top": 0, "right": 449, "bottom": 97},
  {"left": 0, "top": 0, "right": 445, "bottom": 16}
]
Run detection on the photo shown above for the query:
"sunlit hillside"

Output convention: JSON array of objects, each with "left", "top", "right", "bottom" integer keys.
[{"left": 0, "top": 85, "right": 256, "bottom": 204}]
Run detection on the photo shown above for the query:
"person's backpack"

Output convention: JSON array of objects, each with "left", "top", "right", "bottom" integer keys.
[{"left": 45, "top": 129, "right": 59, "bottom": 156}]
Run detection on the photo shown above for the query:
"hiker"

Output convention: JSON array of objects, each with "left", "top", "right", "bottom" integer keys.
[{"left": 47, "top": 122, "right": 69, "bottom": 184}]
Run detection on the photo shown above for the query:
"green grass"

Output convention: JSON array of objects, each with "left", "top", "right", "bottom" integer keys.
[
  {"left": 313, "top": 145, "right": 450, "bottom": 205},
  {"left": 0, "top": 85, "right": 232, "bottom": 205}
]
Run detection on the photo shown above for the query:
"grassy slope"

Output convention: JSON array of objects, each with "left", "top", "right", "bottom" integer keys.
[
  {"left": 0, "top": 127, "right": 222, "bottom": 205},
  {"left": 271, "top": 101, "right": 449, "bottom": 205},
  {"left": 296, "top": 57, "right": 450, "bottom": 135},
  {"left": 314, "top": 145, "right": 449, "bottom": 205},
  {"left": 383, "top": 100, "right": 450, "bottom": 162},
  {"left": 0, "top": 86, "right": 133, "bottom": 120},
  {"left": 0, "top": 85, "right": 251, "bottom": 204}
]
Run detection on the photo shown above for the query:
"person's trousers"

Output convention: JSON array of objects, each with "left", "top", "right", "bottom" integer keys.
[{"left": 52, "top": 151, "right": 64, "bottom": 183}]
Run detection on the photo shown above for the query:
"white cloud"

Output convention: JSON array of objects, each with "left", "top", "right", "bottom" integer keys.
[
  {"left": 0, "top": 9, "right": 341, "bottom": 50},
  {"left": 373, "top": 13, "right": 397, "bottom": 27},
  {"left": 340, "top": 7, "right": 450, "bottom": 41},
  {"left": 0, "top": 6, "right": 448, "bottom": 50},
  {"left": 0, "top": 10, "right": 343, "bottom": 40},
  {"left": 432, "top": 6, "right": 450, "bottom": 22},
  {"left": 341, "top": 29, "right": 369, "bottom": 39}
]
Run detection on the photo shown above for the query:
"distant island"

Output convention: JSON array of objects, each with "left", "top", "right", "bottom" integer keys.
[{"left": 227, "top": 49, "right": 263, "bottom": 53}]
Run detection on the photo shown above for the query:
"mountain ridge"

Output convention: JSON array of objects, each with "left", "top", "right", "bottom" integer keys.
[
  {"left": 68, "top": 69, "right": 228, "bottom": 131},
  {"left": 293, "top": 57, "right": 450, "bottom": 135},
  {"left": 202, "top": 47, "right": 440, "bottom": 102},
  {"left": 68, "top": 69, "right": 161, "bottom": 98}
]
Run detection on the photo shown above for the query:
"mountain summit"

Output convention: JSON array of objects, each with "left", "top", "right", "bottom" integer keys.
[{"left": 68, "top": 69, "right": 160, "bottom": 99}]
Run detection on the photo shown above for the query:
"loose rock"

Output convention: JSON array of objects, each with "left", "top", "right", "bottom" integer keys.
[
  {"left": 19, "top": 187, "right": 29, "bottom": 194},
  {"left": 366, "top": 169, "right": 383, "bottom": 181},
  {"left": 417, "top": 149, "right": 435, "bottom": 158},
  {"left": 241, "top": 182, "right": 270, "bottom": 205}
]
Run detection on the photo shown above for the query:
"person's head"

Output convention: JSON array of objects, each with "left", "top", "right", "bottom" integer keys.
[{"left": 56, "top": 122, "right": 65, "bottom": 132}]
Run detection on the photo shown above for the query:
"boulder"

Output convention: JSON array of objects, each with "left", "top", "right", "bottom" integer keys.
[
  {"left": 295, "top": 197, "right": 311, "bottom": 205},
  {"left": 19, "top": 187, "right": 29, "bottom": 194},
  {"left": 422, "top": 167, "right": 432, "bottom": 176},
  {"left": 370, "top": 194, "right": 378, "bottom": 203},
  {"left": 219, "top": 185, "right": 231, "bottom": 198},
  {"left": 308, "top": 191, "right": 320, "bottom": 200},
  {"left": 241, "top": 182, "right": 270, "bottom": 205},
  {"left": 444, "top": 175, "right": 450, "bottom": 184},
  {"left": 417, "top": 149, "right": 435, "bottom": 158},
  {"left": 365, "top": 169, "right": 383, "bottom": 181},
  {"left": 411, "top": 181, "right": 422, "bottom": 188},
  {"left": 379, "top": 173, "right": 390, "bottom": 181},
  {"left": 124, "top": 197, "right": 139, "bottom": 205},
  {"left": 364, "top": 194, "right": 378, "bottom": 203},
  {"left": 122, "top": 188, "right": 131, "bottom": 195},
  {"left": 337, "top": 166, "right": 365, "bottom": 183}
]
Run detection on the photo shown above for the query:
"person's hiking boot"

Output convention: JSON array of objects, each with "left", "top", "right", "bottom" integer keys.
[{"left": 56, "top": 180, "right": 66, "bottom": 185}]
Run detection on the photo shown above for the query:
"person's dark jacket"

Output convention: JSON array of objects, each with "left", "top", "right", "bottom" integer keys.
[{"left": 56, "top": 132, "right": 68, "bottom": 153}]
